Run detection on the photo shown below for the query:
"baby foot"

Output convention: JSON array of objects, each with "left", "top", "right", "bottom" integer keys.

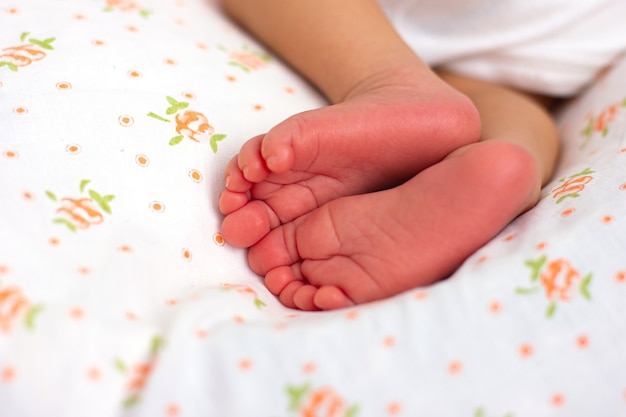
[
  {"left": 219, "top": 68, "right": 481, "bottom": 248},
  {"left": 247, "top": 141, "right": 541, "bottom": 310}
]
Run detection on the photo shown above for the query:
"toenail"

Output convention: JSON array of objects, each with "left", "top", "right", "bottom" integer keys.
[
  {"left": 241, "top": 165, "right": 250, "bottom": 179},
  {"left": 225, "top": 175, "right": 231, "bottom": 187}
]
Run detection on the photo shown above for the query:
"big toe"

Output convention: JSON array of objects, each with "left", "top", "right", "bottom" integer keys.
[
  {"left": 247, "top": 225, "right": 297, "bottom": 274},
  {"left": 221, "top": 201, "right": 276, "bottom": 248}
]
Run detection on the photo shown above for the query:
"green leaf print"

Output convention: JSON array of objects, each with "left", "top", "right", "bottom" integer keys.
[
  {"left": 20, "top": 32, "right": 29, "bottom": 42},
  {"left": 114, "top": 358, "right": 128, "bottom": 373},
  {"left": 475, "top": 407, "right": 487, "bottom": 417},
  {"left": 556, "top": 193, "right": 580, "bottom": 204},
  {"left": 252, "top": 50, "right": 272, "bottom": 63},
  {"left": 209, "top": 134, "right": 227, "bottom": 153},
  {"left": 53, "top": 217, "right": 77, "bottom": 232},
  {"left": 122, "top": 393, "right": 140, "bottom": 409},
  {"left": 139, "top": 9, "right": 152, "bottom": 19},
  {"left": 79, "top": 179, "right": 91, "bottom": 193},
  {"left": 169, "top": 135, "right": 184, "bottom": 146},
  {"left": 165, "top": 96, "right": 189, "bottom": 115},
  {"left": 254, "top": 298, "right": 267, "bottom": 310},
  {"left": 89, "top": 189, "right": 114, "bottom": 214},
  {"left": 0, "top": 61, "right": 19, "bottom": 72},
  {"left": 286, "top": 383, "right": 310, "bottom": 411},
  {"left": 580, "top": 273, "right": 593, "bottom": 301},
  {"left": 515, "top": 287, "right": 539, "bottom": 295},
  {"left": 560, "top": 168, "right": 595, "bottom": 181},
  {"left": 229, "top": 61, "right": 251, "bottom": 73},
  {"left": 150, "top": 335, "right": 164, "bottom": 356},
  {"left": 474, "top": 406, "right": 515, "bottom": 417},
  {"left": 45, "top": 190, "right": 57, "bottom": 201},
  {"left": 580, "top": 120, "right": 593, "bottom": 139},
  {"left": 24, "top": 304, "right": 44, "bottom": 330},
  {"left": 344, "top": 405, "right": 360, "bottom": 417},
  {"left": 525, "top": 255, "right": 547, "bottom": 282},
  {"left": 29, "top": 37, "right": 55, "bottom": 50},
  {"left": 545, "top": 301, "right": 557, "bottom": 318},
  {"left": 147, "top": 112, "right": 171, "bottom": 122}
]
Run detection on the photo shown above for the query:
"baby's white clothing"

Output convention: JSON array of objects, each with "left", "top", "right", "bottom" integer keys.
[{"left": 378, "top": 0, "right": 626, "bottom": 96}]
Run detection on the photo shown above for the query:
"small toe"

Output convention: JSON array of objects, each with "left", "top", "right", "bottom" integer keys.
[
  {"left": 277, "top": 280, "right": 305, "bottom": 309},
  {"left": 248, "top": 224, "right": 298, "bottom": 275},
  {"left": 239, "top": 135, "right": 272, "bottom": 182},
  {"left": 219, "top": 189, "right": 249, "bottom": 215},
  {"left": 265, "top": 265, "right": 301, "bottom": 295},
  {"left": 261, "top": 121, "right": 298, "bottom": 174},
  {"left": 293, "top": 285, "right": 321, "bottom": 311},
  {"left": 224, "top": 156, "right": 253, "bottom": 193},
  {"left": 314, "top": 286, "right": 354, "bottom": 310}
]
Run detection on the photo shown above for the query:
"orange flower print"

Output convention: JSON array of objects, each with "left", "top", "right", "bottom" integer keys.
[
  {"left": 217, "top": 44, "right": 271, "bottom": 73},
  {"left": 103, "top": 0, "right": 151, "bottom": 17},
  {"left": 117, "top": 335, "right": 163, "bottom": 409},
  {"left": 580, "top": 97, "right": 626, "bottom": 143},
  {"left": 540, "top": 259, "right": 581, "bottom": 301},
  {"left": 551, "top": 168, "right": 594, "bottom": 203},
  {"left": 0, "top": 286, "right": 43, "bottom": 333},
  {"left": 175, "top": 110, "right": 214, "bottom": 142},
  {"left": 0, "top": 286, "right": 28, "bottom": 333},
  {"left": 228, "top": 46, "right": 271, "bottom": 73},
  {"left": 516, "top": 255, "right": 592, "bottom": 318},
  {"left": 46, "top": 179, "right": 115, "bottom": 232},
  {"left": 0, "top": 32, "right": 55, "bottom": 72},
  {"left": 285, "top": 383, "right": 359, "bottom": 417},
  {"left": 148, "top": 96, "right": 227, "bottom": 151},
  {"left": 221, "top": 283, "right": 267, "bottom": 309}
]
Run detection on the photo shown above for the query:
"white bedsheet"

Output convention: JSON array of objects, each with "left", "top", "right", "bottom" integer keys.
[{"left": 1, "top": 1, "right": 625, "bottom": 416}]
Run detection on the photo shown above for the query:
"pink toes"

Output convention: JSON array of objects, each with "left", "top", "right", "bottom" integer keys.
[
  {"left": 219, "top": 132, "right": 294, "bottom": 247},
  {"left": 236, "top": 135, "right": 272, "bottom": 183},
  {"left": 260, "top": 243, "right": 356, "bottom": 311},
  {"left": 265, "top": 266, "right": 354, "bottom": 311},
  {"left": 231, "top": 127, "right": 299, "bottom": 183}
]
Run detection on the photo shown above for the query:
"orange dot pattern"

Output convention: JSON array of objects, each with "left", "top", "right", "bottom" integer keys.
[
  {"left": 56, "top": 81, "right": 72, "bottom": 90},
  {"left": 150, "top": 201, "right": 165, "bottom": 213},
  {"left": 213, "top": 232, "right": 225, "bottom": 247},
  {"left": 66, "top": 144, "right": 81, "bottom": 155},
  {"left": 1, "top": 2, "right": 626, "bottom": 417},
  {"left": 118, "top": 115, "right": 134, "bottom": 126},
  {"left": 135, "top": 154, "right": 150, "bottom": 167},
  {"left": 188, "top": 169, "right": 203, "bottom": 183},
  {"left": 519, "top": 343, "right": 534, "bottom": 358}
]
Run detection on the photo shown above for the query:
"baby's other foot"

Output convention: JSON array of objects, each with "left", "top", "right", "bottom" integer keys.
[{"left": 220, "top": 68, "right": 481, "bottom": 248}]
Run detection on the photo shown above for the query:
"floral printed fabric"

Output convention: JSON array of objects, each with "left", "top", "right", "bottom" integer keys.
[{"left": 1, "top": 1, "right": 626, "bottom": 416}]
